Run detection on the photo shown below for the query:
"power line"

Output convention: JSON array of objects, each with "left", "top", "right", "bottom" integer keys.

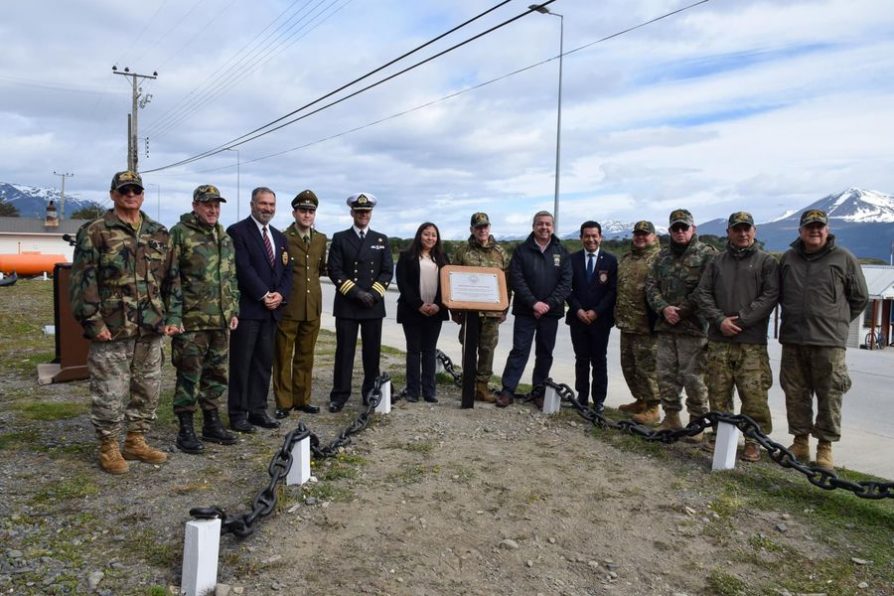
[
  {"left": 143, "top": 0, "right": 540, "bottom": 172},
  {"left": 185, "top": 0, "right": 714, "bottom": 175}
]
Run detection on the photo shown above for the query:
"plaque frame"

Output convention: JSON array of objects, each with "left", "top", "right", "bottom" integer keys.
[{"left": 439, "top": 265, "right": 509, "bottom": 312}]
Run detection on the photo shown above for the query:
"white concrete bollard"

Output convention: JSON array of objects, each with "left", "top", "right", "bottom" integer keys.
[
  {"left": 286, "top": 436, "right": 311, "bottom": 486},
  {"left": 181, "top": 518, "right": 221, "bottom": 596},
  {"left": 435, "top": 357, "right": 444, "bottom": 375},
  {"left": 42, "top": 271, "right": 49, "bottom": 281},
  {"left": 375, "top": 380, "right": 392, "bottom": 414},
  {"left": 711, "top": 421, "right": 741, "bottom": 471},
  {"left": 542, "top": 385, "right": 561, "bottom": 414}
]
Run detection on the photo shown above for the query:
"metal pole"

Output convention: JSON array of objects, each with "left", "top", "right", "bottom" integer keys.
[
  {"left": 52, "top": 171, "right": 74, "bottom": 220},
  {"left": 553, "top": 13, "right": 563, "bottom": 233}
]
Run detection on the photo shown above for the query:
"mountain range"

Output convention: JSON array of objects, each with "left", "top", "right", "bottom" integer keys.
[{"left": 0, "top": 182, "right": 92, "bottom": 219}]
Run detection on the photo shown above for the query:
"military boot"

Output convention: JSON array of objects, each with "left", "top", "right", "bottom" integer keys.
[
  {"left": 787, "top": 434, "right": 810, "bottom": 462},
  {"left": 98, "top": 438, "right": 129, "bottom": 475},
  {"left": 619, "top": 400, "right": 646, "bottom": 414},
  {"left": 657, "top": 411, "right": 683, "bottom": 431},
  {"left": 202, "top": 410, "right": 238, "bottom": 445},
  {"left": 815, "top": 440, "right": 834, "bottom": 471},
  {"left": 176, "top": 412, "right": 204, "bottom": 454},
  {"left": 123, "top": 432, "right": 168, "bottom": 464},
  {"left": 631, "top": 404, "right": 661, "bottom": 425},
  {"left": 475, "top": 381, "right": 496, "bottom": 403}
]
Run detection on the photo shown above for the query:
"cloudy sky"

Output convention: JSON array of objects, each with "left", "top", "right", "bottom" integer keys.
[{"left": 2, "top": 0, "right": 893, "bottom": 238}]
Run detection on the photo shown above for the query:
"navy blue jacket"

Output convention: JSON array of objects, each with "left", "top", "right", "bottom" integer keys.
[
  {"left": 227, "top": 217, "right": 292, "bottom": 321},
  {"left": 328, "top": 227, "right": 393, "bottom": 320},
  {"left": 565, "top": 249, "right": 617, "bottom": 330},
  {"left": 508, "top": 233, "right": 572, "bottom": 318}
]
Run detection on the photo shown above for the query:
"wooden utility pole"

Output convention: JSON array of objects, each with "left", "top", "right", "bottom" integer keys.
[
  {"left": 52, "top": 171, "right": 74, "bottom": 220},
  {"left": 112, "top": 67, "right": 157, "bottom": 171}
]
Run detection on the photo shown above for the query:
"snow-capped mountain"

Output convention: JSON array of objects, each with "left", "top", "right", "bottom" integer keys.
[
  {"left": 563, "top": 219, "right": 668, "bottom": 240},
  {"left": 801, "top": 187, "right": 894, "bottom": 223},
  {"left": 0, "top": 181, "right": 92, "bottom": 218}
]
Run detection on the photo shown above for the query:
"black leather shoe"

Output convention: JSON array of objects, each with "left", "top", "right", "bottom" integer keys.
[
  {"left": 294, "top": 404, "right": 320, "bottom": 414},
  {"left": 274, "top": 408, "right": 291, "bottom": 419},
  {"left": 230, "top": 418, "right": 255, "bottom": 433},
  {"left": 405, "top": 394, "right": 419, "bottom": 403},
  {"left": 248, "top": 413, "right": 280, "bottom": 429},
  {"left": 423, "top": 396, "right": 438, "bottom": 403},
  {"left": 328, "top": 402, "right": 344, "bottom": 413},
  {"left": 592, "top": 403, "right": 605, "bottom": 415}
]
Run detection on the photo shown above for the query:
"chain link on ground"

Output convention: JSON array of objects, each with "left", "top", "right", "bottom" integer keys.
[
  {"left": 190, "top": 374, "right": 390, "bottom": 538},
  {"left": 543, "top": 378, "right": 894, "bottom": 500},
  {"left": 436, "top": 349, "right": 463, "bottom": 387}
]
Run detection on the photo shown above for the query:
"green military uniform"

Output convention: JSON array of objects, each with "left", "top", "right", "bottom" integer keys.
[
  {"left": 453, "top": 227, "right": 509, "bottom": 386},
  {"left": 645, "top": 215, "right": 717, "bottom": 418},
  {"left": 71, "top": 205, "right": 178, "bottom": 440},
  {"left": 615, "top": 239, "right": 660, "bottom": 407},
  {"left": 273, "top": 222, "right": 328, "bottom": 410},
  {"left": 167, "top": 210, "right": 239, "bottom": 414}
]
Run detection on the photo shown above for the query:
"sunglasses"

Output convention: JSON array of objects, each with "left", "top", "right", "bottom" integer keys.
[
  {"left": 118, "top": 186, "right": 144, "bottom": 196},
  {"left": 670, "top": 224, "right": 690, "bottom": 232}
]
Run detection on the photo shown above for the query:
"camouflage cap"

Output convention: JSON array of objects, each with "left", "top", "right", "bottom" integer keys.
[
  {"left": 799, "top": 209, "right": 828, "bottom": 227},
  {"left": 347, "top": 192, "right": 376, "bottom": 211},
  {"left": 727, "top": 211, "right": 753, "bottom": 227},
  {"left": 193, "top": 184, "right": 227, "bottom": 203},
  {"left": 632, "top": 220, "right": 655, "bottom": 234},
  {"left": 470, "top": 212, "right": 490, "bottom": 227},
  {"left": 292, "top": 189, "right": 318, "bottom": 210},
  {"left": 669, "top": 209, "right": 694, "bottom": 227},
  {"left": 110, "top": 170, "right": 144, "bottom": 192}
]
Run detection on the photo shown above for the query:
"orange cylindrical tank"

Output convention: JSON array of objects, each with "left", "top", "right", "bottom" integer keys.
[{"left": 0, "top": 253, "right": 68, "bottom": 276}]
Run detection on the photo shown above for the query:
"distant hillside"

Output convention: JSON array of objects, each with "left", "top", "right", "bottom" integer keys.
[{"left": 0, "top": 182, "right": 92, "bottom": 219}]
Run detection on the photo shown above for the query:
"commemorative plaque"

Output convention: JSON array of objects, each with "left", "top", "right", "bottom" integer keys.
[{"left": 440, "top": 265, "right": 509, "bottom": 312}]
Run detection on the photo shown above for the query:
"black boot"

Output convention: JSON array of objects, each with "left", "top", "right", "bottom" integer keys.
[
  {"left": 203, "top": 409, "right": 237, "bottom": 445},
  {"left": 176, "top": 412, "right": 204, "bottom": 454}
]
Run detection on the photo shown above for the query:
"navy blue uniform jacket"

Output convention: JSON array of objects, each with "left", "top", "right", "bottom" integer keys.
[
  {"left": 328, "top": 228, "right": 393, "bottom": 320},
  {"left": 227, "top": 217, "right": 292, "bottom": 321},
  {"left": 565, "top": 249, "right": 617, "bottom": 330}
]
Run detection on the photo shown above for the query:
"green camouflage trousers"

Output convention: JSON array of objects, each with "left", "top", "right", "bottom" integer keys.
[
  {"left": 172, "top": 329, "right": 229, "bottom": 413},
  {"left": 459, "top": 315, "right": 501, "bottom": 383},
  {"left": 88, "top": 334, "right": 163, "bottom": 439},
  {"left": 656, "top": 333, "right": 709, "bottom": 416},
  {"left": 780, "top": 344, "right": 851, "bottom": 442},
  {"left": 619, "top": 332, "right": 659, "bottom": 404},
  {"left": 705, "top": 341, "right": 773, "bottom": 433}
]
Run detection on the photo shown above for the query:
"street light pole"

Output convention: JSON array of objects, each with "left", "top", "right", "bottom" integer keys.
[
  {"left": 225, "top": 148, "right": 241, "bottom": 221},
  {"left": 530, "top": 5, "right": 564, "bottom": 232},
  {"left": 147, "top": 183, "right": 160, "bottom": 220}
]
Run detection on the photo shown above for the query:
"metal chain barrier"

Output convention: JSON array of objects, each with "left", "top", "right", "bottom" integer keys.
[
  {"left": 190, "top": 373, "right": 391, "bottom": 538},
  {"left": 436, "top": 349, "right": 463, "bottom": 387},
  {"left": 543, "top": 378, "right": 893, "bottom": 500}
]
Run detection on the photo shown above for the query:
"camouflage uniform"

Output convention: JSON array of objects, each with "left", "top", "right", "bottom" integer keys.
[
  {"left": 615, "top": 242, "right": 660, "bottom": 405},
  {"left": 694, "top": 231, "right": 779, "bottom": 434},
  {"left": 645, "top": 233, "right": 716, "bottom": 416},
  {"left": 167, "top": 211, "right": 239, "bottom": 414},
  {"left": 70, "top": 209, "right": 178, "bottom": 439},
  {"left": 453, "top": 233, "right": 509, "bottom": 384}
]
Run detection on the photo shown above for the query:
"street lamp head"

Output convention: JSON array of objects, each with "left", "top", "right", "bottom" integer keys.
[{"left": 529, "top": 4, "right": 550, "bottom": 13}]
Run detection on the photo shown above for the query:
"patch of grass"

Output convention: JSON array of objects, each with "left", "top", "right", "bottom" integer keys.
[
  {"left": 706, "top": 569, "right": 754, "bottom": 596},
  {"left": 0, "top": 429, "right": 41, "bottom": 450},
  {"left": 302, "top": 481, "right": 352, "bottom": 502},
  {"left": 748, "top": 533, "right": 785, "bottom": 553},
  {"left": 708, "top": 491, "right": 744, "bottom": 518},
  {"left": 5, "top": 350, "right": 55, "bottom": 375},
  {"left": 15, "top": 400, "right": 88, "bottom": 421},
  {"left": 31, "top": 475, "right": 99, "bottom": 504},
  {"left": 387, "top": 463, "right": 439, "bottom": 486},
  {"left": 147, "top": 586, "right": 168, "bottom": 596},
  {"left": 380, "top": 344, "right": 403, "bottom": 356},
  {"left": 125, "top": 528, "right": 179, "bottom": 568}
]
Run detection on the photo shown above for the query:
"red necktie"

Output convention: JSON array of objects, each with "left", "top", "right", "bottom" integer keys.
[{"left": 263, "top": 226, "right": 274, "bottom": 266}]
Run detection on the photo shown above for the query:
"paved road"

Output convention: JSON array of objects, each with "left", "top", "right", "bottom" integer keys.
[{"left": 320, "top": 282, "right": 894, "bottom": 480}]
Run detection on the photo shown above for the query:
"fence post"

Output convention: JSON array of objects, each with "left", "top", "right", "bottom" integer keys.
[
  {"left": 181, "top": 518, "right": 221, "bottom": 596},
  {"left": 542, "top": 384, "right": 561, "bottom": 414},
  {"left": 711, "top": 421, "right": 740, "bottom": 471},
  {"left": 375, "top": 379, "right": 392, "bottom": 414},
  {"left": 286, "top": 436, "right": 311, "bottom": 486}
]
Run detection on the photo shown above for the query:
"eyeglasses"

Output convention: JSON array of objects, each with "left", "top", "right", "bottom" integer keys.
[
  {"left": 118, "top": 186, "right": 144, "bottom": 196},
  {"left": 670, "top": 224, "right": 690, "bottom": 232}
]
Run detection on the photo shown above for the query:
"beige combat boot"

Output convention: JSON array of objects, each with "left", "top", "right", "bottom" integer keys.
[
  {"left": 99, "top": 438, "right": 129, "bottom": 475},
  {"left": 475, "top": 381, "right": 496, "bottom": 403},
  {"left": 631, "top": 404, "right": 661, "bottom": 425},
  {"left": 657, "top": 411, "right": 683, "bottom": 431},
  {"left": 787, "top": 434, "right": 810, "bottom": 462},
  {"left": 123, "top": 432, "right": 168, "bottom": 464},
  {"left": 618, "top": 400, "right": 646, "bottom": 414},
  {"left": 815, "top": 440, "right": 834, "bottom": 471}
]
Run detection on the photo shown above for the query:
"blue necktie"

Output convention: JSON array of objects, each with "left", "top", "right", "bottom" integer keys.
[{"left": 586, "top": 253, "right": 595, "bottom": 281}]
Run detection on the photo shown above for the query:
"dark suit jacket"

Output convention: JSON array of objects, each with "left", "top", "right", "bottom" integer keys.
[
  {"left": 328, "top": 227, "right": 393, "bottom": 320},
  {"left": 227, "top": 217, "right": 292, "bottom": 321},
  {"left": 565, "top": 249, "right": 618, "bottom": 330},
  {"left": 395, "top": 251, "right": 449, "bottom": 324}
]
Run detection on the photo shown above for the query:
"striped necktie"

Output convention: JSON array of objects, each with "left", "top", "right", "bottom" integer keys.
[{"left": 263, "top": 226, "right": 274, "bottom": 266}]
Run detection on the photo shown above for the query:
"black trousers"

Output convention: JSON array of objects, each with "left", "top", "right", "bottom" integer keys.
[
  {"left": 228, "top": 318, "right": 275, "bottom": 421},
  {"left": 501, "top": 314, "right": 559, "bottom": 393},
  {"left": 402, "top": 318, "right": 443, "bottom": 399},
  {"left": 570, "top": 323, "right": 611, "bottom": 407},
  {"left": 330, "top": 317, "right": 383, "bottom": 406}
]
